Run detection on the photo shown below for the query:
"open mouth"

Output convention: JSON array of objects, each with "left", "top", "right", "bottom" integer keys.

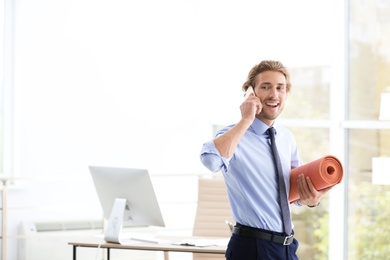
[{"left": 265, "top": 101, "right": 279, "bottom": 108}]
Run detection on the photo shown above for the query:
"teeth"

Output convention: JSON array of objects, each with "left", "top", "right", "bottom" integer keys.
[{"left": 266, "top": 102, "right": 278, "bottom": 107}]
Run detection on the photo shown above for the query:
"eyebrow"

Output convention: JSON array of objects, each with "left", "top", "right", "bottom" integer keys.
[{"left": 260, "top": 82, "right": 286, "bottom": 86}]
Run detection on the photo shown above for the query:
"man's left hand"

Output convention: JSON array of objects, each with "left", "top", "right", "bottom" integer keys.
[{"left": 296, "top": 174, "right": 332, "bottom": 207}]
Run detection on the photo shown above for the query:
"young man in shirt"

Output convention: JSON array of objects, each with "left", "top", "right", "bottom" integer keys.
[{"left": 200, "top": 60, "right": 330, "bottom": 259}]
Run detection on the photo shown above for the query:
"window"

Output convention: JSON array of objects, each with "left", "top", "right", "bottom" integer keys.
[{"left": 348, "top": 1, "right": 390, "bottom": 258}]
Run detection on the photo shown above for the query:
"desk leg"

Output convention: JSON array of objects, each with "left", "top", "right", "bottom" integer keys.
[
  {"left": 73, "top": 245, "right": 77, "bottom": 260},
  {"left": 107, "top": 248, "right": 110, "bottom": 260},
  {"left": 164, "top": 251, "right": 169, "bottom": 260}
]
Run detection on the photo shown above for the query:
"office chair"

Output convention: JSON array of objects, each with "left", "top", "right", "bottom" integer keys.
[{"left": 192, "top": 176, "right": 234, "bottom": 260}]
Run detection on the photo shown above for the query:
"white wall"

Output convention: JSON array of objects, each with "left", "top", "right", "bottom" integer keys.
[{"left": 12, "top": 0, "right": 333, "bottom": 176}]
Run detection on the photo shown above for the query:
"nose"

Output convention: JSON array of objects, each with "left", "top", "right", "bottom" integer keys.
[{"left": 268, "top": 86, "right": 278, "bottom": 98}]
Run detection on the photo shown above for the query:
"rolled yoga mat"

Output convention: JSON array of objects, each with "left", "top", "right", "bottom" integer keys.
[{"left": 289, "top": 155, "right": 344, "bottom": 203}]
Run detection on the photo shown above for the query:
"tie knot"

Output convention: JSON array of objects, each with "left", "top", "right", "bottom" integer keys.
[{"left": 268, "top": 127, "right": 275, "bottom": 140}]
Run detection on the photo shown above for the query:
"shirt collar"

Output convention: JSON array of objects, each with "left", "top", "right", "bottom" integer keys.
[{"left": 250, "top": 118, "right": 276, "bottom": 136}]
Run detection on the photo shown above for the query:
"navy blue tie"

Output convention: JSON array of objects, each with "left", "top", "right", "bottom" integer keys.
[{"left": 268, "top": 127, "right": 292, "bottom": 235}]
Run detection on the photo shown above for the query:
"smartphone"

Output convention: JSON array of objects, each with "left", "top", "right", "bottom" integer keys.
[{"left": 244, "top": 86, "right": 254, "bottom": 100}]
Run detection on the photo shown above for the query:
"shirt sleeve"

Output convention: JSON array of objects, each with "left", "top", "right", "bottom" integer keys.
[
  {"left": 290, "top": 133, "right": 303, "bottom": 169},
  {"left": 200, "top": 140, "right": 231, "bottom": 173}
]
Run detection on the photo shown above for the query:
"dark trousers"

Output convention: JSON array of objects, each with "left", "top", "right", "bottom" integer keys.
[{"left": 225, "top": 232, "right": 299, "bottom": 260}]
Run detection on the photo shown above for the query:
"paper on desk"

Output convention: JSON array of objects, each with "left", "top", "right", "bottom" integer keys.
[
  {"left": 172, "top": 238, "right": 229, "bottom": 247},
  {"left": 122, "top": 233, "right": 171, "bottom": 244}
]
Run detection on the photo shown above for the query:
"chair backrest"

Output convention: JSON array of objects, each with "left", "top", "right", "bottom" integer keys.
[
  {"left": 192, "top": 176, "right": 234, "bottom": 260},
  {"left": 192, "top": 176, "right": 234, "bottom": 238}
]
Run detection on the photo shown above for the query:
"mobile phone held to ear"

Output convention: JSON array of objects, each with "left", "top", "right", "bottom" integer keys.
[{"left": 244, "top": 86, "right": 254, "bottom": 100}]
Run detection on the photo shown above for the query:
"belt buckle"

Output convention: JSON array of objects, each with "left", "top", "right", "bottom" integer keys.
[{"left": 283, "top": 234, "right": 294, "bottom": 245}]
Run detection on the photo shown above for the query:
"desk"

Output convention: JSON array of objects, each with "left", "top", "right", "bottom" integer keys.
[{"left": 69, "top": 237, "right": 226, "bottom": 260}]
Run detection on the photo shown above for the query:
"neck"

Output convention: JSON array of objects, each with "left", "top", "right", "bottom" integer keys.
[{"left": 256, "top": 116, "right": 274, "bottom": 127}]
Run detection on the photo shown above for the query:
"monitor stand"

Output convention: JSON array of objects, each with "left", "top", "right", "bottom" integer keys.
[
  {"left": 104, "top": 198, "right": 168, "bottom": 244},
  {"left": 104, "top": 198, "right": 127, "bottom": 243}
]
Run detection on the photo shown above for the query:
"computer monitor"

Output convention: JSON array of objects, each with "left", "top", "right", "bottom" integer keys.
[{"left": 89, "top": 166, "right": 165, "bottom": 243}]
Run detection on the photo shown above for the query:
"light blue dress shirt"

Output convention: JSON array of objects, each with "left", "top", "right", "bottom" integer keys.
[{"left": 200, "top": 118, "right": 302, "bottom": 233}]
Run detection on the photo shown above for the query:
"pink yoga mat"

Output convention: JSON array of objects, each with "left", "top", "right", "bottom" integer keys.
[{"left": 289, "top": 155, "right": 344, "bottom": 203}]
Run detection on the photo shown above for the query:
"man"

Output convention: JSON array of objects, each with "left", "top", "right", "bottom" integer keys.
[{"left": 200, "top": 60, "right": 330, "bottom": 259}]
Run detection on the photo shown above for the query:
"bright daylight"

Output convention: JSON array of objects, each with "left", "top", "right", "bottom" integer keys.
[{"left": 1, "top": 0, "right": 390, "bottom": 259}]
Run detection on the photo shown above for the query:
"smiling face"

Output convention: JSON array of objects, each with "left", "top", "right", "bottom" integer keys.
[{"left": 253, "top": 70, "right": 288, "bottom": 126}]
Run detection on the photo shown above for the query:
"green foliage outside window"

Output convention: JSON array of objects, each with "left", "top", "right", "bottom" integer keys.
[
  {"left": 355, "top": 183, "right": 390, "bottom": 259},
  {"left": 310, "top": 183, "right": 390, "bottom": 260}
]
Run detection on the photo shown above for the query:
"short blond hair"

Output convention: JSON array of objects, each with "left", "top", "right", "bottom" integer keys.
[{"left": 242, "top": 60, "right": 291, "bottom": 93}]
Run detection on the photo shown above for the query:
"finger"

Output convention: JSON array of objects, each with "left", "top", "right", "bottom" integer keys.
[
  {"left": 255, "top": 99, "right": 262, "bottom": 114},
  {"left": 242, "top": 97, "right": 262, "bottom": 116},
  {"left": 240, "top": 101, "right": 257, "bottom": 120},
  {"left": 305, "top": 176, "right": 317, "bottom": 194},
  {"left": 299, "top": 174, "right": 309, "bottom": 191},
  {"left": 297, "top": 174, "right": 309, "bottom": 199}
]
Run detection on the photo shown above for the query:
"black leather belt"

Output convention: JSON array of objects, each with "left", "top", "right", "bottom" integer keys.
[{"left": 232, "top": 225, "right": 294, "bottom": 246}]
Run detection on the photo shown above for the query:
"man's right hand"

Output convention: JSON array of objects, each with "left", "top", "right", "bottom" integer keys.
[{"left": 240, "top": 93, "right": 262, "bottom": 122}]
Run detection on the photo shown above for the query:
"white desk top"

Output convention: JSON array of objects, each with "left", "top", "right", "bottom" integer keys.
[{"left": 69, "top": 235, "right": 227, "bottom": 254}]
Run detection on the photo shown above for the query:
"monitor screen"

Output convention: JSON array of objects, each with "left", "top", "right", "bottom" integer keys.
[{"left": 89, "top": 166, "right": 165, "bottom": 228}]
